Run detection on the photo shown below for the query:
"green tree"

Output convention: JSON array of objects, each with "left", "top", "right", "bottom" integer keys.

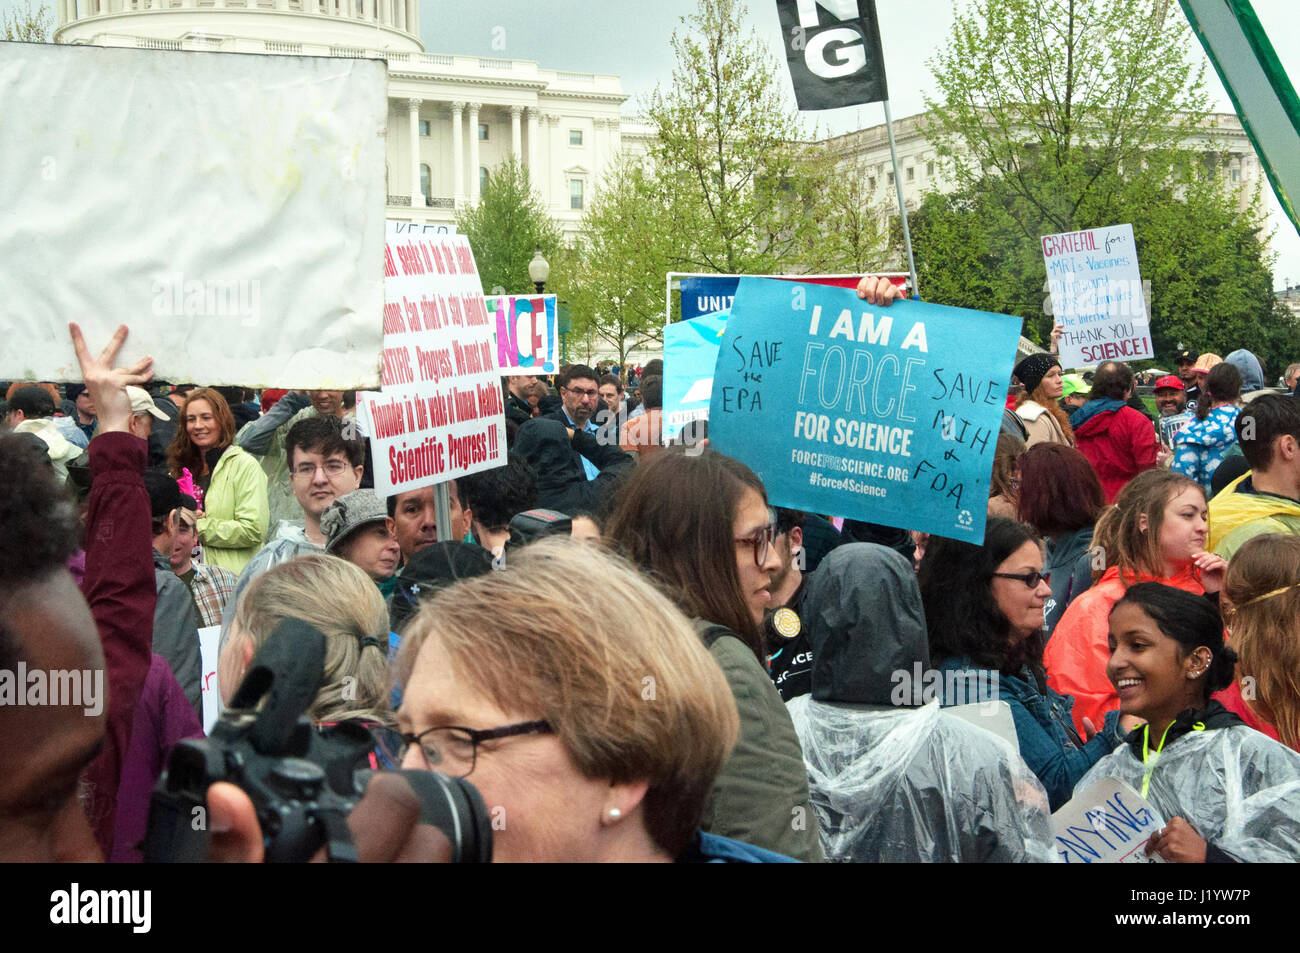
[
  {"left": 915, "top": 0, "right": 1287, "bottom": 367},
  {"left": 455, "top": 156, "right": 561, "bottom": 296},
  {"left": 565, "top": 156, "right": 674, "bottom": 365},
  {"left": 644, "top": 0, "right": 837, "bottom": 276},
  {"left": 3, "top": 0, "right": 53, "bottom": 41}
]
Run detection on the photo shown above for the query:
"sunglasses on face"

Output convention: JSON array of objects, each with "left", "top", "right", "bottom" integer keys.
[{"left": 993, "top": 570, "right": 1045, "bottom": 588}]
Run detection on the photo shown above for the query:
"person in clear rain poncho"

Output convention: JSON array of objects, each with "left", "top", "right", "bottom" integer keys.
[
  {"left": 1075, "top": 582, "right": 1300, "bottom": 862},
  {"left": 786, "top": 543, "right": 1057, "bottom": 863}
]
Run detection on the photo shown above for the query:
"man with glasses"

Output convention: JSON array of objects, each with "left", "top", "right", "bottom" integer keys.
[
  {"left": 544, "top": 364, "right": 603, "bottom": 480},
  {"left": 236, "top": 387, "right": 359, "bottom": 534},
  {"left": 218, "top": 417, "right": 364, "bottom": 654}
]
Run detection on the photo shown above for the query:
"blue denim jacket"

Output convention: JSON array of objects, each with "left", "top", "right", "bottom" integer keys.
[{"left": 936, "top": 656, "right": 1120, "bottom": 811}]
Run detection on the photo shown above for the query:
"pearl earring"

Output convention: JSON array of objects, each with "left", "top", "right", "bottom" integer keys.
[{"left": 607, "top": 808, "right": 621, "bottom": 822}]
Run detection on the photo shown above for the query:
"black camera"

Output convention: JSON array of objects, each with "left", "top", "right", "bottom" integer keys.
[{"left": 143, "top": 618, "right": 493, "bottom": 862}]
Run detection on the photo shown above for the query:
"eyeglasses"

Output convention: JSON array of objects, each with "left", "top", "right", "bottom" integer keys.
[
  {"left": 392, "top": 720, "right": 553, "bottom": 778},
  {"left": 993, "top": 570, "right": 1046, "bottom": 588},
  {"left": 291, "top": 460, "right": 352, "bottom": 479},
  {"left": 735, "top": 521, "right": 778, "bottom": 568},
  {"left": 565, "top": 386, "right": 598, "bottom": 398}
]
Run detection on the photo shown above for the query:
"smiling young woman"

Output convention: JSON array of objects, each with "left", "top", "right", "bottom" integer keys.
[
  {"left": 167, "top": 388, "right": 268, "bottom": 574},
  {"left": 1072, "top": 582, "right": 1300, "bottom": 862},
  {"left": 1046, "top": 469, "right": 1226, "bottom": 737}
]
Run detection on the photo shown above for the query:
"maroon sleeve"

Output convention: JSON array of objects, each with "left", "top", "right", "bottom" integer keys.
[
  {"left": 1128, "top": 408, "right": 1158, "bottom": 474},
  {"left": 81, "top": 431, "right": 156, "bottom": 855}
]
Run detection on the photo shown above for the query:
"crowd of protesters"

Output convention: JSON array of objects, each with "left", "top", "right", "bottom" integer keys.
[{"left": 3, "top": 284, "right": 1300, "bottom": 864}]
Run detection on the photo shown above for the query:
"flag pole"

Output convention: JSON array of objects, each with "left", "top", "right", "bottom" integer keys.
[{"left": 882, "top": 97, "right": 919, "bottom": 298}]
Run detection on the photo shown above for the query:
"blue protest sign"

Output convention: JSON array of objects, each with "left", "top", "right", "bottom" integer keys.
[
  {"left": 708, "top": 277, "right": 1021, "bottom": 542},
  {"left": 663, "top": 310, "right": 729, "bottom": 442},
  {"left": 678, "top": 276, "right": 740, "bottom": 321}
]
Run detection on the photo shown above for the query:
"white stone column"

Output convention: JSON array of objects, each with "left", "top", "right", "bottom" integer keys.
[
  {"left": 594, "top": 118, "right": 607, "bottom": 176},
  {"left": 408, "top": 99, "right": 423, "bottom": 208},
  {"left": 396, "top": 0, "right": 404, "bottom": 31},
  {"left": 545, "top": 113, "right": 560, "bottom": 210},
  {"left": 468, "top": 103, "right": 482, "bottom": 204},
  {"left": 451, "top": 101, "right": 466, "bottom": 207},
  {"left": 526, "top": 107, "right": 540, "bottom": 181},
  {"left": 406, "top": 0, "right": 417, "bottom": 34},
  {"left": 510, "top": 105, "right": 523, "bottom": 158}
]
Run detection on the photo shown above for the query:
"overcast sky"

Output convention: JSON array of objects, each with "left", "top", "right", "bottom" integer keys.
[
  {"left": 11, "top": 0, "right": 1299, "bottom": 286},
  {"left": 417, "top": 0, "right": 1300, "bottom": 288}
]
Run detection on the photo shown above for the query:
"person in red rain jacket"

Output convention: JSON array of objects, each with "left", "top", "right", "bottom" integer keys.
[{"left": 1069, "top": 361, "right": 1158, "bottom": 503}]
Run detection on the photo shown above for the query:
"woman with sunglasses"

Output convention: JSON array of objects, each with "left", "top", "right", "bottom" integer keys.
[
  {"left": 920, "top": 518, "right": 1127, "bottom": 810},
  {"left": 605, "top": 448, "right": 822, "bottom": 861},
  {"left": 1046, "top": 469, "right": 1224, "bottom": 738},
  {"left": 1076, "top": 583, "right": 1300, "bottom": 862}
]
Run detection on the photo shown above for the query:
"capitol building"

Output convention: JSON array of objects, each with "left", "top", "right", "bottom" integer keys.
[
  {"left": 55, "top": 0, "right": 652, "bottom": 240},
  {"left": 55, "top": 1, "right": 1265, "bottom": 251}
]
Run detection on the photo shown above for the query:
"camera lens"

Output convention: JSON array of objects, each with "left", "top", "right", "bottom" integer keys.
[{"left": 365, "top": 770, "right": 493, "bottom": 862}]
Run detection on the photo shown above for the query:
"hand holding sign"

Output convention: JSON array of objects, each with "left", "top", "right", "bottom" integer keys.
[{"left": 1144, "top": 817, "right": 1207, "bottom": 863}]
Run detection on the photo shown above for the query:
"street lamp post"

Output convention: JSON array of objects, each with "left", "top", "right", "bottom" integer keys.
[{"left": 528, "top": 246, "right": 550, "bottom": 295}]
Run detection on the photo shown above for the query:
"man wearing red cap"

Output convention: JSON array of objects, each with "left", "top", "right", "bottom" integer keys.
[{"left": 1153, "top": 375, "right": 1188, "bottom": 417}]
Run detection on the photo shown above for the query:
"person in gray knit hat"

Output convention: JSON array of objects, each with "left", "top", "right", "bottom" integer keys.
[
  {"left": 1012, "top": 353, "right": 1075, "bottom": 448},
  {"left": 321, "top": 489, "right": 401, "bottom": 596}
]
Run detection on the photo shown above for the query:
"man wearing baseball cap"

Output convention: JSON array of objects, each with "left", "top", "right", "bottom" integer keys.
[
  {"left": 1152, "top": 375, "right": 1188, "bottom": 417},
  {"left": 1061, "top": 374, "right": 1091, "bottom": 411},
  {"left": 126, "top": 385, "right": 170, "bottom": 468}
]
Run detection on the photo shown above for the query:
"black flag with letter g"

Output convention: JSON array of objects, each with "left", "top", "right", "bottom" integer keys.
[{"left": 776, "top": 0, "right": 889, "bottom": 110}]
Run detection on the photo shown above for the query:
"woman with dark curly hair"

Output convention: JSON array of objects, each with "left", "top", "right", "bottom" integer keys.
[
  {"left": 1076, "top": 583, "right": 1300, "bottom": 862},
  {"left": 918, "top": 517, "right": 1129, "bottom": 810}
]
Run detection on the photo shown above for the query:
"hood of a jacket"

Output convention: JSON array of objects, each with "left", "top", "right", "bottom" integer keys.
[
  {"left": 1069, "top": 397, "right": 1127, "bottom": 433},
  {"left": 1225, "top": 349, "right": 1265, "bottom": 393},
  {"left": 1208, "top": 473, "right": 1300, "bottom": 549},
  {"left": 513, "top": 418, "right": 586, "bottom": 492},
  {"left": 1122, "top": 700, "right": 1243, "bottom": 758},
  {"left": 803, "top": 543, "right": 929, "bottom": 705}
]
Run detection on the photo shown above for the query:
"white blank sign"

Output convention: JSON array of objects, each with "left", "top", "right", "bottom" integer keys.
[{"left": 0, "top": 42, "right": 388, "bottom": 388}]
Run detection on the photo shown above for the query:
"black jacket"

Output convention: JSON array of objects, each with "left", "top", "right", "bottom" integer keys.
[{"left": 512, "top": 418, "right": 634, "bottom": 517}]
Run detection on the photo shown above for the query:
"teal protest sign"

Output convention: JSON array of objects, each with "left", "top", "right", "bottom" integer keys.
[
  {"left": 662, "top": 310, "right": 728, "bottom": 442},
  {"left": 708, "top": 277, "right": 1020, "bottom": 542}
]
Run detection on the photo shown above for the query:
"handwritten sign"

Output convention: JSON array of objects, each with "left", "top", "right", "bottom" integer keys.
[
  {"left": 198, "top": 624, "right": 221, "bottom": 735},
  {"left": 358, "top": 224, "right": 506, "bottom": 498},
  {"left": 489, "top": 295, "right": 558, "bottom": 376},
  {"left": 663, "top": 310, "right": 728, "bottom": 442},
  {"left": 1042, "top": 224, "right": 1153, "bottom": 368},
  {"left": 707, "top": 278, "right": 1020, "bottom": 542},
  {"left": 1052, "top": 778, "right": 1166, "bottom": 863}
]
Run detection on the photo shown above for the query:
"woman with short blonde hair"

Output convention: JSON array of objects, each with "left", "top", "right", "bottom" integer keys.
[
  {"left": 394, "top": 537, "right": 754, "bottom": 862},
  {"left": 219, "top": 554, "right": 391, "bottom": 724}
]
